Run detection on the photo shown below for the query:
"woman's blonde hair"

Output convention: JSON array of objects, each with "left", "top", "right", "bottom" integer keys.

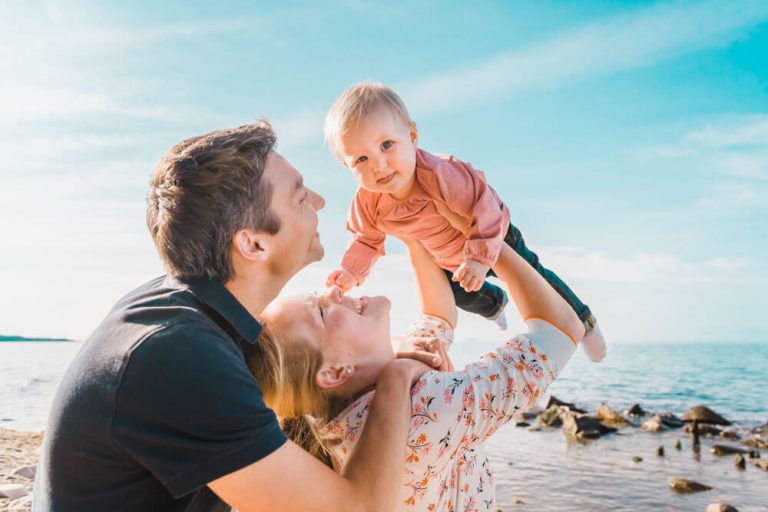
[
  {"left": 247, "top": 323, "right": 337, "bottom": 467},
  {"left": 324, "top": 81, "right": 415, "bottom": 161}
]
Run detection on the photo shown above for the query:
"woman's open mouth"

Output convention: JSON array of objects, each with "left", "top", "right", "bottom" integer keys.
[{"left": 353, "top": 297, "right": 368, "bottom": 315}]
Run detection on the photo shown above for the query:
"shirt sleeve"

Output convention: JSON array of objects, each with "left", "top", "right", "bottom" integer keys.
[
  {"left": 405, "top": 314, "right": 455, "bottom": 349},
  {"left": 341, "top": 189, "right": 387, "bottom": 284},
  {"left": 430, "top": 155, "right": 510, "bottom": 268},
  {"left": 405, "top": 318, "right": 575, "bottom": 468},
  {"left": 112, "top": 322, "right": 287, "bottom": 498}
]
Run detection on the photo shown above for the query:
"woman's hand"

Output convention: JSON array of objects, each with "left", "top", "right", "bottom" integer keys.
[{"left": 396, "top": 335, "right": 454, "bottom": 372}]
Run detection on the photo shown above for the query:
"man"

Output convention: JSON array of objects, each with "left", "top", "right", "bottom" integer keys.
[{"left": 33, "top": 121, "right": 440, "bottom": 511}]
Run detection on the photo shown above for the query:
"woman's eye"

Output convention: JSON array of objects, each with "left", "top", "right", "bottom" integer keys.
[
  {"left": 319, "top": 304, "right": 325, "bottom": 321},
  {"left": 382, "top": 140, "right": 393, "bottom": 150}
]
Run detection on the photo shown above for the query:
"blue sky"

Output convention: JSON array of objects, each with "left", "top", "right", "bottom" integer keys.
[{"left": 1, "top": 0, "right": 766, "bottom": 346}]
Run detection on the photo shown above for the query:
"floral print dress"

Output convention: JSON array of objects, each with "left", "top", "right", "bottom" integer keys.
[{"left": 316, "top": 314, "right": 577, "bottom": 512}]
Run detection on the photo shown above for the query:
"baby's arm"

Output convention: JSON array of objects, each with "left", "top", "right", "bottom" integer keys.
[
  {"left": 328, "top": 191, "right": 387, "bottom": 291},
  {"left": 431, "top": 156, "right": 509, "bottom": 292}
]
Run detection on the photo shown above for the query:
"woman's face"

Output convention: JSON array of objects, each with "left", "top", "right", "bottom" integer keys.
[{"left": 262, "top": 287, "right": 395, "bottom": 394}]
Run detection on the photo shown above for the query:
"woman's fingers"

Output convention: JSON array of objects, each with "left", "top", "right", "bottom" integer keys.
[{"left": 396, "top": 348, "right": 442, "bottom": 368}]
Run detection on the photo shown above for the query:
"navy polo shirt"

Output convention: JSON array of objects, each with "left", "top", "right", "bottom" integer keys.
[{"left": 33, "top": 276, "right": 287, "bottom": 512}]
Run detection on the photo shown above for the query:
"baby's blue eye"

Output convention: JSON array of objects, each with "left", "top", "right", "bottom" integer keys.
[
  {"left": 355, "top": 156, "right": 368, "bottom": 165},
  {"left": 382, "top": 140, "right": 393, "bottom": 150}
]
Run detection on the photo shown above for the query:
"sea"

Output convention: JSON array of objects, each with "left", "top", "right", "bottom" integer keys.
[{"left": 1, "top": 340, "right": 767, "bottom": 510}]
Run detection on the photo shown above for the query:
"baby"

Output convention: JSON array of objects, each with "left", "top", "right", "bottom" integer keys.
[{"left": 324, "top": 81, "right": 606, "bottom": 360}]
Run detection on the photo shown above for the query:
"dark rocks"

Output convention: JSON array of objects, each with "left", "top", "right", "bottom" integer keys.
[
  {"left": 656, "top": 446, "right": 665, "bottom": 456},
  {"left": 706, "top": 503, "right": 739, "bottom": 512},
  {"left": 710, "top": 444, "right": 750, "bottom": 456},
  {"left": 667, "top": 477, "right": 713, "bottom": 493},
  {"left": 684, "top": 422, "right": 722, "bottom": 437},
  {"left": 674, "top": 439, "right": 682, "bottom": 450},
  {"left": 742, "top": 437, "right": 768, "bottom": 449},
  {"left": 632, "top": 455, "right": 643, "bottom": 462},
  {"left": 596, "top": 403, "right": 632, "bottom": 426},
  {"left": 750, "top": 458, "right": 768, "bottom": 471},
  {"left": 561, "top": 410, "right": 617, "bottom": 440},
  {"left": 642, "top": 413, "right": 684, "bottom": 432},
  {"left": 718, "top": 430, "right": 740, "bottom": 440},
  {"left": 537, "top": 405, "right": 564, "bottom": 428},
  {"left": 545, "top": 396, "right": 586, "bottom": 413},
  {"left": 515, "top": 421, "right": 530, "bottom": 428},
  {"left": 735, "top": 454, "right": 746, "bottom": 470},
  {"left": 682, "top": 406, "right": 731, "bottom": 426},
  {"left": 625, "top": 403, "right": 647, "bottom": 416}
]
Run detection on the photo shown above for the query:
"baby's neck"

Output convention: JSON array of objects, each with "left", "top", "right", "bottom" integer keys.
[{"left": 388, "top": 170, "right": 418, "bottom": 200}]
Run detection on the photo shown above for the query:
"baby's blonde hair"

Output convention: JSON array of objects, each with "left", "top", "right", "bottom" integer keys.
[{"left": 324, "top": 81, "right": 415, "bottom": 161}]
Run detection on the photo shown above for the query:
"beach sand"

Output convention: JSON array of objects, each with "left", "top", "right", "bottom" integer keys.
[
  {"left": 1, "top": 414, "right": 766, "bottom": 512},
  {"left": 0, "top": 429, "right": 40, "bottom": 512}
]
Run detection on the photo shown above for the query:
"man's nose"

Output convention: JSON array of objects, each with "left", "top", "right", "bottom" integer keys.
[{"left": 307, "top": 188, "right": 325, "bottom": 211}]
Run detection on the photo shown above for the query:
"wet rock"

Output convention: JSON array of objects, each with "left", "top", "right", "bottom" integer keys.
[
  {"left": 632, "top": 455, "right": 643, "bottom": 462},
  {"left": 515, "top": 421, "right": 530, "bottom": 427},
  {"left": 657, "top": 446, "right": 665, "bottom": 456},
  {"left": 0, "top": 484, "right": 28, "bottom": 500},
  {"left": 625, "top": 403, "right": 647, "bottom": 416},
  {"left": 667, "top": 477, "right": 713, "bottom": 493},
  {"left": 9, "top": 495, "right": 32, "bottom": 511},
  {"left": 750, "top": 458, "right": 768, "bottom": 471},
  {"left": 742, "top": 437, "right": 768, "bottom": 449},
  {"left": 735, "top": 454, "right": 746, "bottom": 470},
  {"left": 545, "top": 396, "right": 586, "bottom": 413},
  {"left": 12, "top": 464, "right": 36, "bottom": 479},
  {"left": 675, "top": 439, "right": 682, "bottom": 450},
  {"left": 710, "top": 444, "right": 750, "bottom": 456},
  {"left": 706, "top": 503, "right": 739, "bottom": 512},
  {"left": 596, "top": 403, "right": 632, "bottom": 426},
  {"left": 684, "top": 423, "right": 722, "bottom": 437},
  {"left": 718, "top": 429, "right": 740, "bottom": 440},
  {"left": 748, "top": 450, "right": 761, "bottom": 459},
  {"left": 642, "top": 413, "right": 684, "bottom": 432},
  {"left": 537, "top": 405, "right": 564, "bottom": 428},
  {"left": 561, "top": 410, "right": 617, "bottom": 440},
  {"left": 682, "top": 406, "right": 731, "bottom": 426}
]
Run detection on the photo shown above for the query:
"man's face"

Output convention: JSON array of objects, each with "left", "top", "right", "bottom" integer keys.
[{"left": 262, "top": 152, "right": 325, "bottom": 277}]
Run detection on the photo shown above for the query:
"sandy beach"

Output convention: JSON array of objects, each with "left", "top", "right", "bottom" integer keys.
[{"left": 0, "top": 429, "right": 41, "bottom": 512}]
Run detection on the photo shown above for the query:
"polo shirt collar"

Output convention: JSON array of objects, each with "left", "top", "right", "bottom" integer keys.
[{"left": 167, "top": 275, "right": 262, "bottom": 344}]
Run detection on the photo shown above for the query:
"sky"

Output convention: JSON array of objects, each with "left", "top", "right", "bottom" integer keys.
[{"left": 1, "top": 0, "right": 766, "bottom": 347}]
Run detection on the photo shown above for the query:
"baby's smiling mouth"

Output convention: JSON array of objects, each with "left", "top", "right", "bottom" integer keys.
[{"left": 377, "top": 173, "right": 395, "bottom": 185}]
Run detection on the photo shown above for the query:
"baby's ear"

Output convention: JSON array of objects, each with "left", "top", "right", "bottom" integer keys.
[
  {"left": 409, "top": 122, "right": 418, "bottom": 146},
  {"left": 316, "top": 365, "right": 354, "bottom": 390}
]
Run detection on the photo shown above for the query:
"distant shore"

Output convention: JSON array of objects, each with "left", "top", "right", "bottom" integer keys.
[{"left": 0, "top": 336, "right": 73, "bottom": 343}]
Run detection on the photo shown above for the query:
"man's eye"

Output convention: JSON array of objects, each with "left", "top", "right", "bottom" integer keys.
[{"left": 382, "top": 140, "right": 393, "bottom": 150}]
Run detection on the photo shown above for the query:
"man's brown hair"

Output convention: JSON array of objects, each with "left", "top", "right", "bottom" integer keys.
[{"left": 147, "top": 120, "right": 280, "bottom": 282}]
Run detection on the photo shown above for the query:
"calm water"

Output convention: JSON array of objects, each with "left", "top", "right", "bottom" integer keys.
[{"left": 2, "top": 341, "right": 767, "bottom": 510}]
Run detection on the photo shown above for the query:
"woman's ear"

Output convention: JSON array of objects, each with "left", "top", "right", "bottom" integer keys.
[{"left": 316, "top": 365, "right": 354, "bottom": 390}]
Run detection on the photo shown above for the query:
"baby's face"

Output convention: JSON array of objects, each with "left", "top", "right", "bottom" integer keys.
[{"left": 337, "top": 106, "right": 418, "bottom": 199}]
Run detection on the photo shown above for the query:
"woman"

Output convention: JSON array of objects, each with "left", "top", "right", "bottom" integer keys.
[{"left": 248, "top": 241, "right": 584, "bottom": 511}]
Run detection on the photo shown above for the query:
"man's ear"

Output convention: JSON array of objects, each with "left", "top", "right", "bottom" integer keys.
[
  {"left": 316, "top": 365, "right": 354, "bottom": 391},
  {"left": 232, "top": 229, "right": 271, "bottom": 263}
]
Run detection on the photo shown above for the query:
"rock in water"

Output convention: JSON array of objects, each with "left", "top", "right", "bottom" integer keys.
[
  {"left": 545, "top": 395, "right": 586, "bottom": 413},
  {"left": 675, "top": 439, "right": 682, "bottom": 450},
  {"left": 597, "top": 403, "right": 632, "bottom": 426},
  {"left": 685, "top": 422, "right": 722, "bottom": 436},
  {"left": 657, "top": 446, "right": 665, "bottom": 456},
  {"left": 751, "top": 458, "right": 768, "bottom": 471},
  {"left": 561, "top": 410, "right": 617, "bottom": 440},
  {"left": 537, "top": 405, "right": 564, "bottom": 428},
  {"left": 515, "top": 421, "right": 530, "bottom": 428},
  {"left": 743, "top": 437, "right": 768, "bottom": 449},
  {"left": 682, "top": 406, "right": 731, "bottom": 426},
  {"left": 710, "top": 444, "right": 750, "bottom": 456},
  {"left": 0, "top": 484, "right": 28, "bottom": 500},
  {"left": 642, "top": 413, "right": 684, "bottom": 432},
  {"left": 706, "top": 503, "right": 739, "bottom": 512},
  {"left": 625, "top": 403, "right": 646, "bottom": 416},
  {"left": 632, "top": 455, "right": 643, "bottom": 463},
  {"left": 12, "top": 464, "right": 37, "bottom": 479},
  {"left": 668, "top": 477, "right": 713, "bottom": 493},
  {"left": 735, "top": 454, "right": 746, "bottom": 470}
]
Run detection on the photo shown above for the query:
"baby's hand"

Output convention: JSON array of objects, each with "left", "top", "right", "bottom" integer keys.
[
  {"left": 452, "top": 259, "right": 489, "bottom": 293},
  {"left": 326, "top": 268, "right": 357, "bottom": 292}
]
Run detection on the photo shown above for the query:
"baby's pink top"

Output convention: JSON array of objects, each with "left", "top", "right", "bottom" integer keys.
[{"left": 341, "top": 148, "right": 511, "bottom": 284}]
